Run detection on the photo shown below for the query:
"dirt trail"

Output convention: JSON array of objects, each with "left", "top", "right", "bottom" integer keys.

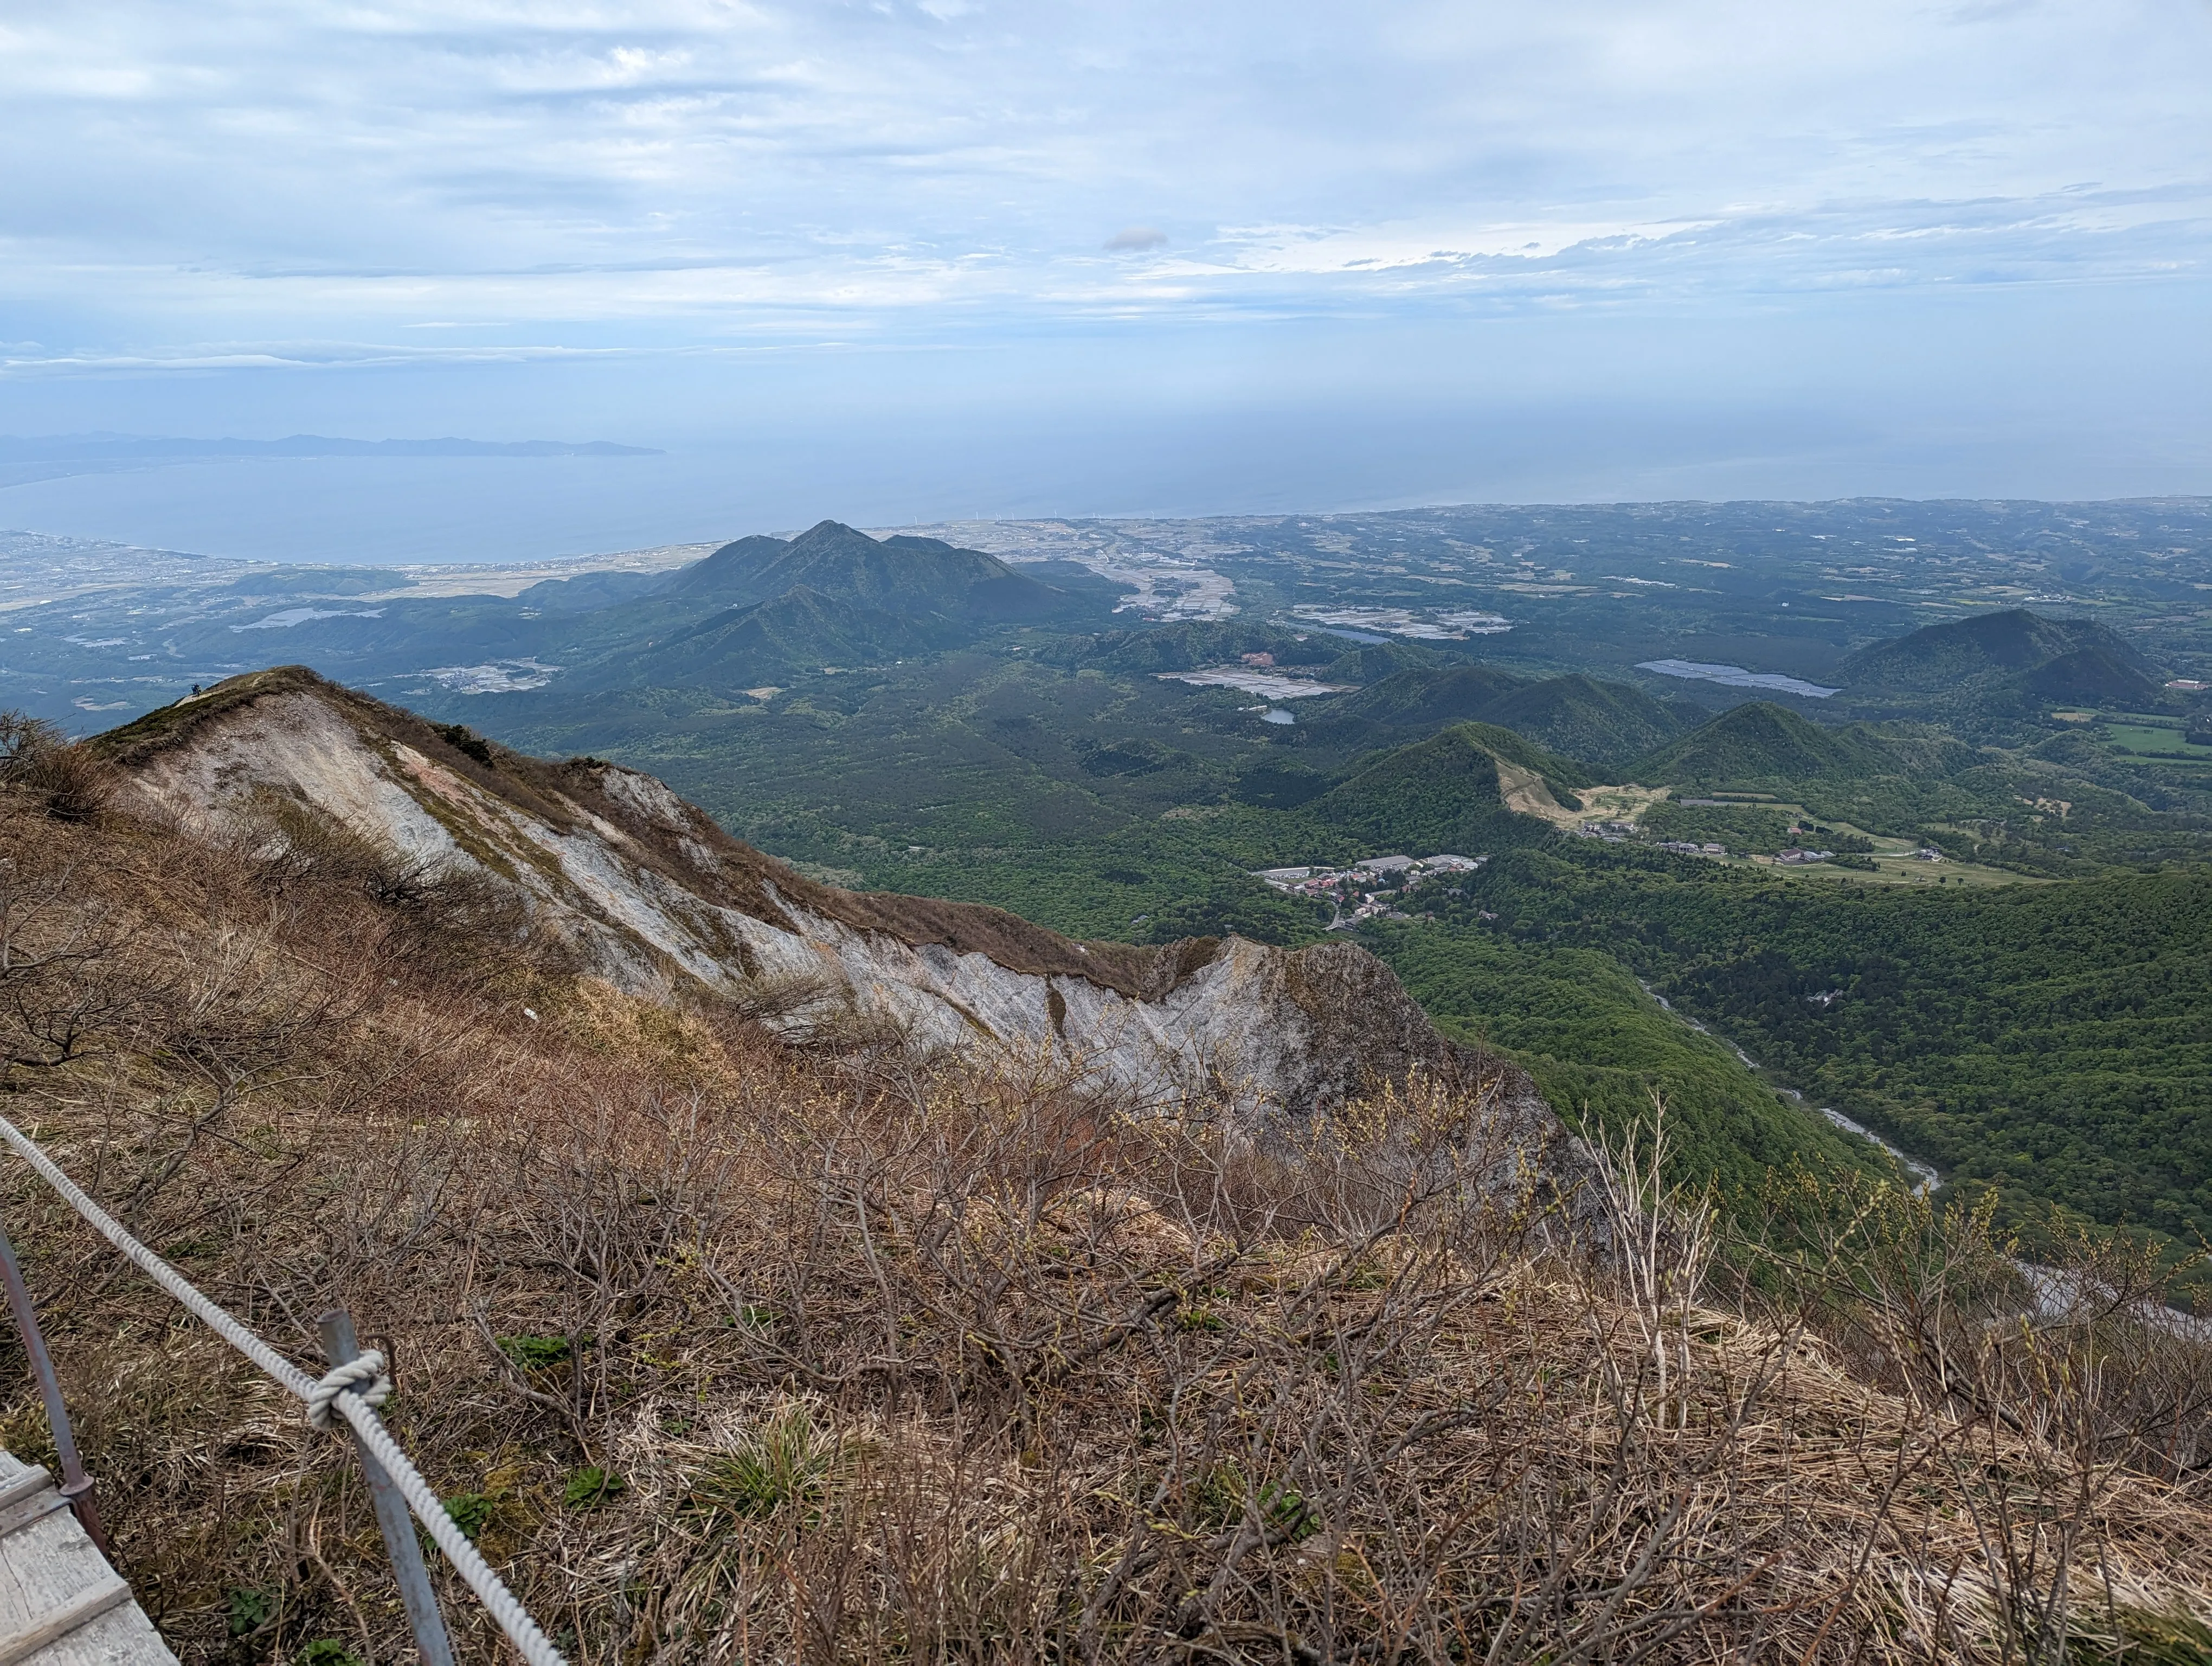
[
  {"left": 1496, "top": 765, "right": 1668, "bottom": 829},
  {"left": 1494, "top": 760, "right": 1578, "bottom": 824}
]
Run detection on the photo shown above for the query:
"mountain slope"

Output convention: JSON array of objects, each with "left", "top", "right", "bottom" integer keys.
[
  {"left": 615, "top": 585, "right": 947, "bottom": 687},
  {"left": 1629, "top": 701, "right": 1894, "bottom": 787},
  {"left": 667, "top": 520, "right": 1066, "bottom": 620},
  {"left": 93, "top": 667, "right": 1561, "bottom": 1133},
  {"left": 2017, "top": 645, "right": 2166, "bottom": 708},
  {"left": 8, "top": 744, "right": 2192, "bottom": 1666},
  {"left": 1474, "top": 674, "right": 1696, "bottom": 769},
  {"left": 1318, "top": 665, "right": 1534, "bottom": 731}
]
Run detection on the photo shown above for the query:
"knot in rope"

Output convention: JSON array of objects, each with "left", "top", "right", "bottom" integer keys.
[{"left": 307, "top": 1349, "right": 393, "bottom": 1430}]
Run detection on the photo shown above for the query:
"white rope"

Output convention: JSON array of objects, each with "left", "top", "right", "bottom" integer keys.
[
  {"left": 0, "top": 1114, "right": 568, "bottom": 1666},
  {"left": 305, "top": 1350, "right": 391, "bottom": 1428}
]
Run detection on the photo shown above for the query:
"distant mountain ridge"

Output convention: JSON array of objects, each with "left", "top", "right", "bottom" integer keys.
[
  {"left": 0, "top": 433, "right": 660, "bottom": 459},
  {"left": 548, "top": 520, "right": 1099, "bottom": 689}
]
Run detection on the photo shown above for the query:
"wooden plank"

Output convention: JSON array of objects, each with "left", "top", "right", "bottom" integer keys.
[
  {"left": 0, "top": 1469, "right": 49, "bottom": 1520},
  {"left": 8, "top": 1599, "right": 171, "bottom": 1666},
  {"left": 0, "top": 1454, "right": 173, "bottom": 1666},
  {"left": 0, "top": 1575, "right": 130, "bottom": 1666},
  {"left": 0, "top": 1490, "right": 66, "bottom": 1543},
  {"left": 0, "top": 1510, "right": 120, "bottom": 1656}
]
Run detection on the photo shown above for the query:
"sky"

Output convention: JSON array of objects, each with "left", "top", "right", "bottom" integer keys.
[{"left": 1, "top": 1, "right": 2209, "bottom": 561}]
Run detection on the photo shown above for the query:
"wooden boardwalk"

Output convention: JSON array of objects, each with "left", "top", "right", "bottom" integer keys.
[{"left": 0, "top": 1452, "right": 172, "bottom": 1666}]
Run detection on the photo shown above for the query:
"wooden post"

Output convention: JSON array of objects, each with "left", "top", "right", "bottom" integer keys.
[
  {"left": 0, "top": 1214, "right": 107, "bottom": 1556},
  {"left": 317, "top": 1309, "right": 456, "bottom": 1666}
]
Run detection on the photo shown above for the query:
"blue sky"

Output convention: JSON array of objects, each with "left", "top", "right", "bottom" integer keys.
[{"left": 2, "top": 1, "right": 2209, "bottom": 554}]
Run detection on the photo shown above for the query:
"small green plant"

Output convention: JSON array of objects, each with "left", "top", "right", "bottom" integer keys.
[
  {"left": 435, "top": 722, "right": 494, "bottom": 765},
  {"left": 1193, "top": 1461, "right": 1243, "bottom": 1526},
  {"left": 226, "top": 1586, "right": 276, "bottom": 1637},
  {"left": 496, "top": 1334, "right": 571, "bottom": 1371},
  {"left": 2072, "top": 1603, "right": 2212, "bottom": 1666},
  {"left": 563, "top": 1466, "right": 627, "bottom": 1508},
  {"left": 443, "top": 1492, "right": 496, "bottom": 1542},
  {"left": 1257, "top": 1479, "right": 1316, "bottom": 1540},
  {"left": 1193, "top": 1463, "right": 1316, "bottom": 1539},
  {"left": 298, "top": 1642, "right": 365, "bottom": 1666},
  {"left": 686, "top": 1403, "right": 840, "bottom": 1522}
]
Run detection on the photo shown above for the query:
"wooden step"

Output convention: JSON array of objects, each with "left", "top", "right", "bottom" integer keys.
[{"left": 0, "top": 1454, "right": 173, "bottom": 1666}]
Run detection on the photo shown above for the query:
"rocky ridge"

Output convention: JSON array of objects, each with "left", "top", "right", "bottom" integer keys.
[{"left": 93, "top": 668, "right": 1565, "bottom": 1143}]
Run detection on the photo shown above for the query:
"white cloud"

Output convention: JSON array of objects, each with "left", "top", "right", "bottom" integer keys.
[{"left": 0, "top": 0, "right": 2202, "bottom": 422}]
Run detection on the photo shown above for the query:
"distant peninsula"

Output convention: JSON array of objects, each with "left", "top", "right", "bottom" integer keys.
[{"left": 0, "top": 433, "right": 661, "bottom": 460}]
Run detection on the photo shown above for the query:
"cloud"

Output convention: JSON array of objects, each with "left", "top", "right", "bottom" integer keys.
[{"left": 0, "top": 0, "right": 2204, "bottom": 489}]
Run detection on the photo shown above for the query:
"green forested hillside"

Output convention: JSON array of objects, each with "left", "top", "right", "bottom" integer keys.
[
  {"left": 1315, "top": 663, "right": 1534, "bottom": 729},
  {"left": 1834, "top": 609, "right": 2174, "bottom": 728},
  {"left": 666, "top": 520, "right": 1066, "bottom": 618},
  {"left": 1308, "top": 723, "right": 1588, "bottom": 850},
  {"left": 2017, "top": 645, "right": 2165, "bottom": 708},
  {"left": 281, "top": 520, "right": 2210, "bottom": 1296},
  {"left": 610, "top": 585, "right": 946, "bottom": 688},
  {"left": 1369, "top": 924, "right": 1886, "bottom": 1195},
  {"left": 1837, "top": 608, "right": 2157, "bottom": 691},
  {"left": 1404, "top": 849, "right": 2212, "bottom": 1278},
  {"left": 1475, "top": 673, "right": 1699, "bottom": 769}
]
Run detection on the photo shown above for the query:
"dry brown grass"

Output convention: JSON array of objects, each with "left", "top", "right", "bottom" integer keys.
[{"left": 0, "top": 771, "right": 2202, "bottom": 1665}]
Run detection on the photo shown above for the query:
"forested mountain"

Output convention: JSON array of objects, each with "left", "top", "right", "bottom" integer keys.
[
  {"left": 1313, "top": 667, "right": 1699, "bottom": 770},
  {"left": 1308, "top": 722, "right": 1590, "bottom": 851},
  {"left": 1316, "top": 663, "right": 1536, "bottom": 729},
  {"left": 1474, "top": 674, "right": 1702, "bottom": 769},
  {"left": 1628, "top": 701, "right": 1898, "bottom": 787},
  {"left": 9, "top": 502, "right": 2210, "bottom": 1317},
  {"left": 668, "top": 519, "right": 1069, "bottom": 618},
  {"left": 1836, "top": 608, "right": 2170, "bottom": 721},
  {"left": 2014, "top": 644, "right": 2166, "bottom": 708},
  {"left": 1416, "top": 848, "right": 2212, "bottom": 1289},
  {"left": 1838, "top": 608, "right": 2156, "bottom": 690},
  {"left": 591, "top": 585, "right": 948, "bottom": 689}
]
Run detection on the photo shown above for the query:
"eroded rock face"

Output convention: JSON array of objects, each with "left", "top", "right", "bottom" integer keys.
[{"left": 101, "top": 669, "right": 1565, "bottom": 1139}]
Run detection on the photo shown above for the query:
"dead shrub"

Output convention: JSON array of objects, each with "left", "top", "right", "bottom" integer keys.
[{"left": 0, "top": 713, "right": 116, "bottom": 822}]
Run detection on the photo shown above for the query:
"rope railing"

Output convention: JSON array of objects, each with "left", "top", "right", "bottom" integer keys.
[{"left": 0, "top": 1112, "right": 568, "bottom": 1666}]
